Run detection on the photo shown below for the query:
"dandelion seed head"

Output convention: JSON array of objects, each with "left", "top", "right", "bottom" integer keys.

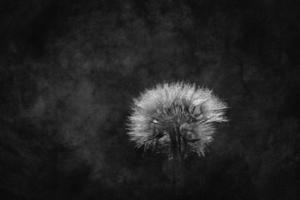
[{"left": 127, "top": 82, "right": 228, "bottom": 157}]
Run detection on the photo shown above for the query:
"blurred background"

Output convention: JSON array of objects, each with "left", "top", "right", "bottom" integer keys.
[{"left": 0, "top": 0, "right": 299, "bottom": 199}]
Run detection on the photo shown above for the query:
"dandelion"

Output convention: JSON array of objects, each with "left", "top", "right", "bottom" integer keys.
[{"left": 127, "top": 82, "right": 228, "bottom": 160}]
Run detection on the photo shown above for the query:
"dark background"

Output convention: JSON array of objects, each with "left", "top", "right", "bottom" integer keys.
[{"left": 0, "top": 0, "right": 299, "bottom": 199}]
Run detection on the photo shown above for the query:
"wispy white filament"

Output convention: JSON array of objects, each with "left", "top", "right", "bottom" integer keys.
[{"left": 127, "top": 82, "right": 228, "bottom": 157}]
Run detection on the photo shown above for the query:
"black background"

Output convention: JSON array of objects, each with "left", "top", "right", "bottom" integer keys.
[{"left": 0, "top": 0, "right": 299, "bottom": 199}]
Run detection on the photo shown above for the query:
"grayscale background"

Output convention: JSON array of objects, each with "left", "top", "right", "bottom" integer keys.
[{"left": 0, "top": 0, "right": 299, "bottom": 199}]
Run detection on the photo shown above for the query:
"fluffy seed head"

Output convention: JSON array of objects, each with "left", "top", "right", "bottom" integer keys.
[{"left": 127, "top": 82, "right": 228, "bottom": 158}]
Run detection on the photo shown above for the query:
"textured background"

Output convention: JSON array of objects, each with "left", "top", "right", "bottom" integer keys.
[{"left": 0, "top": 0, "right": 299, "bottom": 199}]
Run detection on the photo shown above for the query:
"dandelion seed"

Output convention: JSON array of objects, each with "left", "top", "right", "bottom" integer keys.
[{"left": 127, "top": 82, "right": 228, "bottom": 159}]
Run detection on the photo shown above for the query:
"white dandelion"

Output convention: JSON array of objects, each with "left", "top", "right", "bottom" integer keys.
[{"left": 127, "top": 82, "right": 228, "bottom": 160}]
